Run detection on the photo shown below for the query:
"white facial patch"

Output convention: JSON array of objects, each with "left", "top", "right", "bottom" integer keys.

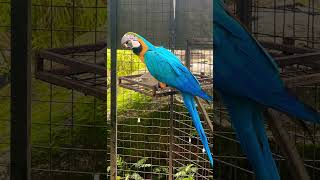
[
  {"left": 131, "top": 40, "right": 141, "bottom": 48},
  {"left": 121, "top": 33, "right": 141, "bottom": 49},
  {"left": 121, "top": 34, "right": 138, "bottom": 45}
]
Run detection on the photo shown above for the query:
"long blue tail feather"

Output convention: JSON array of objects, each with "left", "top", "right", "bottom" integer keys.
[
  {"left": 182, "top": 93, "right": 214, "bottom": 168},
  {"left": 221, "top": 94, "right": 280, "bottom": 180}
]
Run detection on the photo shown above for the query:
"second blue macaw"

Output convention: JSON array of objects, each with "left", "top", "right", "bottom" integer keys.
[
  {"left": 121, "top": 32, "right": 214, "bottom": 168},
  {"left": 214, "top": 0, "right": 320, "bottom": 179}
]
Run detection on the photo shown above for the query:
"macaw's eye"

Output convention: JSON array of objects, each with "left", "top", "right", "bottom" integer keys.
[{"left": 127, "top": 41, "right": 133, "bottom": 47}]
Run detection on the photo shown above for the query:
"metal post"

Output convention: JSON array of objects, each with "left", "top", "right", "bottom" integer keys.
[
  {"left": 10, "top": 0, "right": 31, "bottom": 179},
  {"left": 236, "top": 0, "right": 252, "bottom": 30},
  {"left": 110, "top": 0, "right": 118, "bottom": 179},
  {"left": 185, "top": 40, "right": 191, "bottom": 69},
  {"left": 168, "top": 95, "right": 174, "bottom": 180},
  {"left": 266, "top": 110, "right": 311, "bottom": 180}
]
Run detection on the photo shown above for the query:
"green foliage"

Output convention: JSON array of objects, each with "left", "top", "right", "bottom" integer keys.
[
  {"left": 174, "top": 164, "right": 198, "bottom": 180},
  {"left": 107, "top": 157, "right": 201, "bottom": 180},
  {"left": 107, "top": 156, "right": 152, "bottom": 180},
  {"left": 0, "top": 0, "right": 107, "bottom": 76},
  {"left": 106, "top": 49, "right": 144, "bottom": 75},
  {"left": 32, "top": 0, "right": 107, "bottom": 49}
]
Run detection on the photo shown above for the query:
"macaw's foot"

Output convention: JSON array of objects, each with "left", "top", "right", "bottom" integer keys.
[{"left": 158, "top": 82, "right": 167, "bottom": 89}]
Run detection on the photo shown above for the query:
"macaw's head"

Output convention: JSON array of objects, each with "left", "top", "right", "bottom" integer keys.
[{"left": 121, "top": 32, "right": 155, "bottom": 60}]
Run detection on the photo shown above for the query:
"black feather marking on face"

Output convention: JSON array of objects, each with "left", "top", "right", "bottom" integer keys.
[{"left": 132, "top": 45, "right": 142, "bottom": 55}]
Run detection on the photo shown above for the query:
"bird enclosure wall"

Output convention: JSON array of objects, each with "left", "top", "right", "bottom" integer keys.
[
  {"left": 110, "top": 0, "right": 214, "bottom": 179},
  {"left": 2, "top": 0, "right": 320, "bottom": 180},
  {"left": 212, "top": 0, "right": 320, "bottom": 179},
  {"left": 116, "top": 0, "right": 212, "bottom": 49},
  {"left": 31, "top": 0, "right": 109, "bottom": 179},
  {"left": 8, "top": 0, "right": 108, "bottom": 179}
]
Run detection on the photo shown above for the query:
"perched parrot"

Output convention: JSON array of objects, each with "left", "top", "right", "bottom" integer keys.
[
  {"left": 213, "top": 0, "right": 320, "bottom": 179},
  {"left": 121, "top": 32, "right": 214, "bottom": 168}
]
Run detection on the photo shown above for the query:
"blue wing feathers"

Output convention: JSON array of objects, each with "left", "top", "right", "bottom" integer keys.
[
  {"left": 144, "top": 50, "right": 212, "bottom": 101},
  {"left": 143, "top": 46, "right": 214, "bottom": 167},
  {"left": 213, "top": 0, "right": 320, "bottom": 178}
]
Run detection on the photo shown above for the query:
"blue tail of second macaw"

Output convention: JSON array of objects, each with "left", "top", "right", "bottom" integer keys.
[
  {"left": 182, "top": 93, "right": 214, "bottom": 168},
  {"left": 266, "top": 91, "right": 320, "bottom": 124},
  {"left": 222, "top": 94, "right": 280, "bottom": 180}
]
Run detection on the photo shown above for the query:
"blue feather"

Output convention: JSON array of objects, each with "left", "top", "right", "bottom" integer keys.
[
  {"left": 182, "top": 93, "right": 214, "bottom": 168},
  {"left": 135, "top": 39, "right": 214, "bottom": 167},
  {"left": 213, "top": 0, "right": 320, "bottom": 178},
  {"left": 144, "top": 50, "right": 213, "bottom": 101},
  {"left": 221, "top": 94, "right": 280, "bottom": 180}
]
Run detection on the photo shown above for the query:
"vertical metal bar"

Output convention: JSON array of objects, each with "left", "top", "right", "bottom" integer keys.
[
  {"left": 169, "top": 0, "right": 176, "bottom": 177},
  {"left": 236, "top": 0, "right": 252, "bottom": 30},
  {"left": 185, "top": 40, "right": 191, "bottom": 69},
  {"left": 10, "top": 0, "right": 31, "bottom": 179},
  {"left": 168, "top": 95, "right": 174, "bottom": 180},
  {"left": 170, "top": 0, "right": 176, "bottom": 49},
  {"left": 110, "top": 0, "right": 118, "bottom": 179}
]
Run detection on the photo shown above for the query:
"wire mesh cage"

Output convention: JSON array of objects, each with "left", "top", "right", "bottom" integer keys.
[
  {"left": 111, "top": 0, "right": 213, "bottom": 179},
  {"left": 211, "top": 0, "right": 320, "bottom": 179},
  {"left": 30, "top": 0, "right": 109, "bottom": 179},
  {"left": 1, "top": 0, "right": 320, "bottom": 179},
  {"left": 250, "top": 1, "right": 320, "bottom": 179}
]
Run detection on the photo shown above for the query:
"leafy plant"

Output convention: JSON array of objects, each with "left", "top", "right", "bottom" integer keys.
[
  {"left": 107, "top": 156, "right": 152, "bottom": 180},
  {"left": 174, "top": 164, "right": 198, "bottom": 180}
]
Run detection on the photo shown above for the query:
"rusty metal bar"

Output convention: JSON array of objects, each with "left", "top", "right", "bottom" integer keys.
[
  {"left": 276, "top": 52, "right": 320, "bottom": 67},
  {"left": 48, "top": 41, "right": 107, "bottom": 55},
  {"left": 35, "top": 71, "right": 106, "bottom": 101},
  {"left": 169, "top": 94, "right": 174, "bottom": 180},
  {"left": 260, "top": 41, "right": 316, "bottom": 54},
  {"left": 266, "top": 109, "right": 311, "bottom": 180},
  {"left": 110, "top": 0, "right": 118, "bottom": 179},
  {"left": 284, "top": 73, "right": 320, "bottom": 87},
  {"left": 48, "top": 61, "right": 105, "bottom": 76},
  {"left": 195, "top": 97, "right": 214, "bottom": 134},
  {"left": 39, "top": 50, "right": 106, "bottom": 76}
]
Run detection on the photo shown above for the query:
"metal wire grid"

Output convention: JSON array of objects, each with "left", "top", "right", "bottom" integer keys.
[
  {"left": 114, "top": 0, "right": 176, "bottom": 179},
  {"left": 30, "top": 0, "right": 108, "bottom": 179},
  {"left": 170, "top": 42, "right": 214, "bottom": 179},
  {"left": 0, "top": 0, "right": 10, "bottom": 179},
  {"left": 250, "top": 0, "right": 320, "bottom": 179},
  {"left": 209, "top": 0, "right": 320, "bottom": 179},
  {"left": 112, "top": 0, "right": 214, "bottom": 179},
  {"left": 187, "top": 40, "right": 257, "bottom": 180},
  {"left": 2, "top": 0, "right": 319, "bottom": 179}
]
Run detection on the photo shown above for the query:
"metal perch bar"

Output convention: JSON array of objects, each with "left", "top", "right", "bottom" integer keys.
[
  {"left": 195, "top": 97, "right": 214, "bottom": 134},
  {"left": 34, "top": 41, "right": 320, "bottom": 102},
  {"left": 266, "top": 110, "right": 311, "bottom": 180}
]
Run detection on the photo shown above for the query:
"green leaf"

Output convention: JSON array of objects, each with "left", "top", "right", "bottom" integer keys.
[
  {"left": 153, "top": 167, "right": 169, "bottom": 173},
  {"left": 174, "top": 164, "right": 198, "bottom": 179},
  {"left": 130, "top": 173, "right": 144, "bottom": 180},
  {"left": 125, "top": 174, "right": 130, "bottom": 180},
  {"left": 133, "top": 157, "right": 151, "bottom": 169}
]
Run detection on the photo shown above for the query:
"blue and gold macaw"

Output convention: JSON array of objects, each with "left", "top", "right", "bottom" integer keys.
[
  {"left": 214, "top": 0, "right": 320, "bottom": 179},
  {"left": 121, "top": 32, "right": 214, "bottom": 168}
]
